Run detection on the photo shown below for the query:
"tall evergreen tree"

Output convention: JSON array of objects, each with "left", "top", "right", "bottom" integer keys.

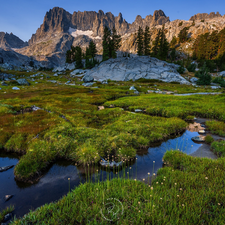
[
  {"left": 170, "top": 36, "right": 177, "bottom": 48},
  {"left": 178, "top": 27, "right": 189, "bottom": 43},
  {"left": 111, "top": 27, "right": 122, "bottom": 58},
  {"left": 152, "top": 29, "right": 161, "bottom": 56},
  {"left": 89, "top": 41, "right": 97, "bottom": 58},
  {"left": 137, "top": 26, "right": 144, "bottom": 56},
  {"left": 157, "top": 25, "right": 169, "bottom": 60},
  {"left": 102, "top": 26, "right": 111, "bottom": 61},
  {"left": 102, "top": 26, "right": 121, "bottom": 61},
  {"left": 144, "top": 26, "right": 151, "bottom": 55},
  {"left": 74, "top": 46, "right": 83, "bottom": 69}
]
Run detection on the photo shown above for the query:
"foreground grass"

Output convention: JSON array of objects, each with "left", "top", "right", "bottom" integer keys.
[
  {"left": 211, "top": 140, "right": 225, "bottom": 157},
  {"left": 206, "top": 120, "right": 225, "bottom": 136},
  {"left": 12, "top": 151, "right": 225, "bottom": 224}
]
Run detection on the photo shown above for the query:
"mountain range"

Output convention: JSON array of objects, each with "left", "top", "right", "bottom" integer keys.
[{"left": 1, "top": 7, "right": 225, "bottom": 67}]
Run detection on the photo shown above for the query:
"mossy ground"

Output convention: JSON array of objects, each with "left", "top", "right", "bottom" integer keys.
[{"left": 1, "top": 69, "right": 225, "bottom": 224}]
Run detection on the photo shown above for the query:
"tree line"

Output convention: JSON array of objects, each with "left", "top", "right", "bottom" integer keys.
[
  {"left": 136, "top": 25, "right": 170, "bottom": 61},
  {"left": 66, "top": 26, "right": 121, "bottom": 69}
]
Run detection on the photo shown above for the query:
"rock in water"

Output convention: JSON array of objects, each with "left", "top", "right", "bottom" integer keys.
[
  {"left": 0, "top": 165, "right": 14, "bottom": 172},
  {"left": 5, "top": 195, "right": 13, "bottom": 202}
]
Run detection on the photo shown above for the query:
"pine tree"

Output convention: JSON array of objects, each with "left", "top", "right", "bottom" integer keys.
[
  {"left": 137, "top": 26, "right": 144, "bottom": 56},
  {"left": 170, "top": 36, "right": 177, "bottom": 48},
  {"left": 157, "top": 25, "right": 169, "bottom": 60},
  {"left": 74, "top": 46, "right": 83, "bottom": 69},
  {"left": 152, "top": 29, "right": 161, "bottom": 57},
  {"left": 144, "top": 26, "right": 151, "bottom": 55},
  {"left": 102, "top": 26, "right": 121, "bottom": 61},
  {"left": 89, "top": 41, "right": 97, "bottom": 58},
  {"left": 178, "top": 27, "right": 189, "bottom": 43},
  {"left": 102, "top": 26, "right": 111, "bottom": 61},
  {"left": 111, "top": 27, "right": 122, "bottom": 58}
]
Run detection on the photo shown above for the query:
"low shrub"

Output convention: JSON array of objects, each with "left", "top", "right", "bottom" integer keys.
[{"left": 205, "top": 134, "right": 214, "bottom": 144}]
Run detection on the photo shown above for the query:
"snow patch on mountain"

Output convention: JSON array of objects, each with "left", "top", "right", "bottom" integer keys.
[{"left": 68, "top": 27, "right": 101, "bottom": 40}]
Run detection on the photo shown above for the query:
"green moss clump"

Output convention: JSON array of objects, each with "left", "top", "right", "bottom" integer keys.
[{"left": 205, "top": 134, "right": 214, "bottom": 144}]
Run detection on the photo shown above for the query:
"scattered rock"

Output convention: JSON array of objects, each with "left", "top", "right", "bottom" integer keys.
[
  {"left": 190, "top": 77, "right": 198, "bottom": 83},
  {"left": 70, "top": 69, "right": 86, "bottom": 76},
  {"left": 191, "top": 136, "right": 205, "bottom": 142},
  {"left": 135, "top": 109, "right": 142, "bottom": 112},
  {"left": 53, "top": 73, "right": 58, "bottom": 77},
  {"left": 134, "top": 91, "right": 139, "bottom": 94},
  {"left": 3, "top": 213, "right": 13, "bottom": 223},
  {"left": 66, "top": 63, "right": 76, "bottom": 71},
  {"left": 32, "top": 105, "right": 42, "bottom": 111},
  {"left": 101, "top": 80, "right": 108, "bottom": 84},
  {"left": 129, "top": 86, "right": 137, "bottom": 91},
  {"left": 1, "top": 81, "right": 8, "bottom": 86},
  {"left": 65, "top": 81, "right": 71, "bottom": 84},
  {"left": 17, "top": 78, "right": 30, "bottom": 86},
  {"left": 219, "top": 71, "right": 225, "bottom": 77},
  {"left": 48, "top": 80, "right": 57, "bottom": 83},
  {"left": 52, "top": 66, "right": 66, "bottom": 72},
  {"left": 83, "top": 75, "right": 94, "bottom": 83},
  {"left": 98, "top": 106, "right": 105, "bottom": 110},
  {"left": 211, "top": 86, "right": 220, "bottom": 89},
  {"left": 82, "top": 82, "right": 95, "bottom": 87},
  {"left": 12, "top": 87, "right": 20, "bottom": 90}
]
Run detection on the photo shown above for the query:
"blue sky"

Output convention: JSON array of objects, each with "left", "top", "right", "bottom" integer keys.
[{"left": 0, "top": 0, "right": 224, "bottom": 41}]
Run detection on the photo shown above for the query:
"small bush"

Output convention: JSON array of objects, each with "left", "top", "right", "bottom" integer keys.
[
  {"left": 205, "top": 134, "right": 214, "bottom": 144},
  {"left": 187, "top": 63, "right": 196, "bottom": 72},
  {"left": 200, "top": 19, "right": 205, "bottom": 22},
  {"left": 212, "top": 77, "right": 225, "bottom": 87},
  {"left": 177, "top": 65, "right": 185, "bottom": 74},
  {"left": 178, "top": 21, "right": 183, "bottom": 26},
  {"left": 195, "top": 63, "right": 212, "bottom": 85},
  {"left": 185, "top": 115, "right": 195, "bottom": 121}
]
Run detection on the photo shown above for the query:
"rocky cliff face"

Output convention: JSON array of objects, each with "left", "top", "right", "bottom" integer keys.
[
  {"left": 0, "top": 32, "right": 28, "bottom": 49},
  {"left": 11, "top": 8, "right": 225, "bottom": 66},
  {"left": 190, "top": 12, "right": 222, "bottom": 21},
  {"left": 29, "top": 7, "right": 168, "bottom": 43}
]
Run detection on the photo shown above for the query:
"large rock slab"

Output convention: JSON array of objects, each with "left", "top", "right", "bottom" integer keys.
[{"left": 82, "top": 56, "right": 190, "bottom": 84}]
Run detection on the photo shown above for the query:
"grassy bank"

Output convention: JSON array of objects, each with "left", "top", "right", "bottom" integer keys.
[
  {"left": 11, "top": 150, "right": 225, "bottom": 224},
  {"left": 104, "top": 94, "right": 225, "bottom": 121}
]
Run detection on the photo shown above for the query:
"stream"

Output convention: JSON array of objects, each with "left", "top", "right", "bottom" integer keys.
[{"left": 0, "top": 120, "right": 221, "bottom": 220}]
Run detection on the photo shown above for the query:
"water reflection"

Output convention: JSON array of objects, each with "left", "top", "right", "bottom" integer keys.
[{"left": 0, "top": 130, "right": 201, "bottom": 218}]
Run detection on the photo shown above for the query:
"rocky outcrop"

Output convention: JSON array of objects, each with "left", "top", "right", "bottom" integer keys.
[
  {"left": 29, "top": 7, "right": 72, "bottom": 45},
  {"left": 190, "top": 12, "right": 222, "bottom": 21},
  {"left": 82, "top": 56, "right": 189, "bottom": 84},
  {"left": 0, "top": 32, "right": 28, "bottom": 49},
  {"left": 0, "top": 48, "right": 52, "bottom": 69},
  {"left": 129, "top": 10, "right": 170, "bottom": 32}
]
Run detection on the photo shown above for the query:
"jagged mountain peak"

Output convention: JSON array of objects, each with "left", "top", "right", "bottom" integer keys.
[{"left": 189, "top": 11, "right": 222, "bottom": 21}]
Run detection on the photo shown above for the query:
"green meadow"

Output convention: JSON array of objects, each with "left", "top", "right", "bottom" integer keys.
[{"left": 0, "top": 69, "right": 225, "bottom": 224}]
